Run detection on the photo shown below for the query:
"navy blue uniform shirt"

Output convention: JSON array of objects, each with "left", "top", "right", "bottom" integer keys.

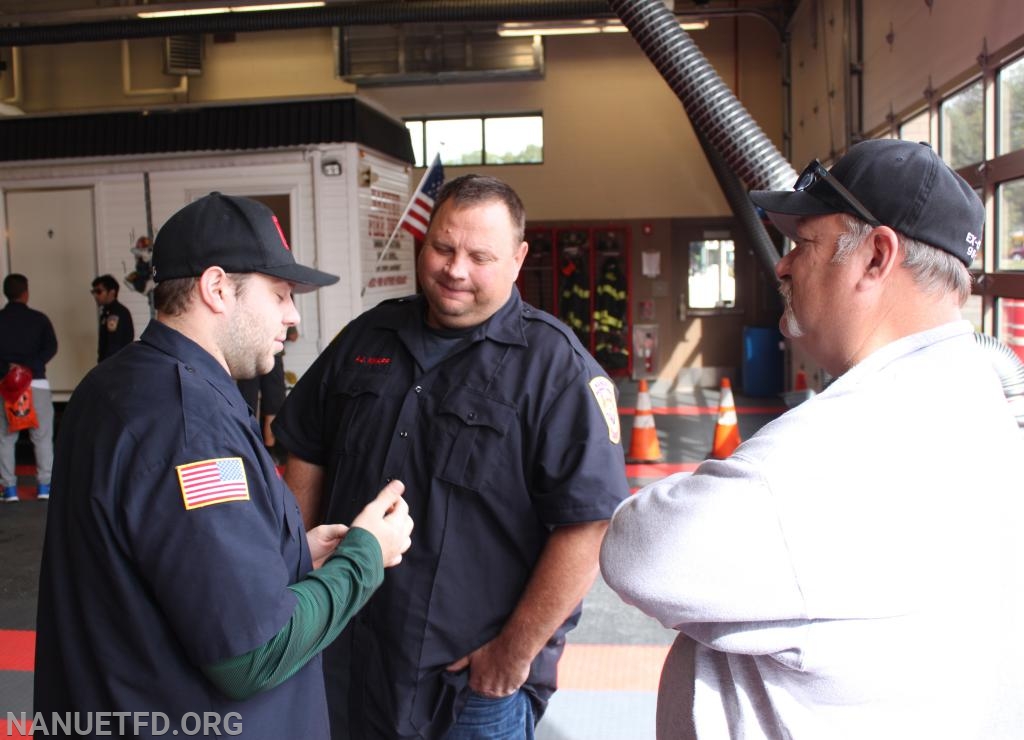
[
  {"left": 0, "top": 301, "right": 57, "bottom": 378},
  {"left": 97, "top": 298, "right": 135, "bottom": 362},
  {"left": 35, "top": 320, "right": 330, "bottom": 739},
  {"left": 274, "top": 289, "right": 630, "bottom": 740}
]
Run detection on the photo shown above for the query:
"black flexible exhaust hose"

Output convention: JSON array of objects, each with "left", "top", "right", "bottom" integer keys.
[
  {"left": 608, "top": 0, "right": 785, "bottom": 275},
  {"left": 974, "top": 332, "right": 1024, "bottom": 431},
  {"left": 608, "top": 0, "right": 796, "bottom": 193}
]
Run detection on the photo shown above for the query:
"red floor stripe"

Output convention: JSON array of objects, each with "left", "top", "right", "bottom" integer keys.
[
  {"left": 620, "top": 405, "right": 786, "bottom": 416},
  {"left": 558, "top": 644, "right": 670, "bottom": 692},
  {"left": 0, "top": 630, "right": 35, "bottom": 671},
  {"left": 626, "top": 462, "right": 699, "bottom": 479},
  {"left": 0, "top": 719, "right": 32, "bottom": 738}
]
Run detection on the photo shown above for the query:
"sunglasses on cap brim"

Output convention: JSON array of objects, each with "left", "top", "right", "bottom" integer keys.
[{"left": 795, "top": 159, "right": 882, "bottom": 227}]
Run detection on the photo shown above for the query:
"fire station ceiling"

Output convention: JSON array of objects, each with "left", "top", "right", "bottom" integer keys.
[{"left": 0, "top": 0, "right": 800, "bottom": 39}]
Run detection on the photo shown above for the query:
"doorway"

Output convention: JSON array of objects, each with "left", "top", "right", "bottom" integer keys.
[{"left": 5, "top": 187, "right": 97, "bottom": 397}]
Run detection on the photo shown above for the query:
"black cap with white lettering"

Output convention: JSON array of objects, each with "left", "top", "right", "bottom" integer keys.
[{"left": 751, "top": 139, "right": 984, "bottom": 266}]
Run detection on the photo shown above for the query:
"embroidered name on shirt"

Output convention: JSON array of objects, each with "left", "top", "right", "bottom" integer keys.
[
  {"left": 355, "top": 355, "right": 392, "bottom": 366},
  {"left": 177, "top": 457, "right": 250, "bottom": 510}
]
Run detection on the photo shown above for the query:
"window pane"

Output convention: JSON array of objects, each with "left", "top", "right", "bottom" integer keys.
[
  {"left": 899, "top": 110, "right": 930, "bottom": 144},
  {"left": 405, "top": 121, "right": 424, "bottom": 167},
  {"left": 962, "top": 294, "right": 983, "bottom": 333},
  {"left": 970, "top": 186, "right": 983, "bottom": 270},
  {"left": 940, "top": 80, "right": 984, "bottom": 169},
  {"left": 688, "top": 239, "right": 735, "bottom": 309},
  {"left": 426, "top": 119, "right": 483, "bottom": 166},
  {"left": 997, "top": 178, "right": 1024, "bottom": 270},
  {"left": 998, "top": 55, "right": 1024, "bottom": 155},
  {"left": 997, "top": 297, "right": 1024, "bottom": 365},
  {"left": 484, "top": 116, "right": 543, "bottom": 164}
]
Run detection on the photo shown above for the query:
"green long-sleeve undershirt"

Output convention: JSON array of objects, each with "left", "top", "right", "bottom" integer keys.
[{"left": 201, "top": 526, "right": 384, "bottom": 700}]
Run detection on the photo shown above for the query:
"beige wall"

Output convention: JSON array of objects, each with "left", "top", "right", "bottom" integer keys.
[
  {"left": 365, "top": 18, "right": 783, "bottom": 221},
  {"left": 10, "top": 29, "right": 356, "bottom": 111}
]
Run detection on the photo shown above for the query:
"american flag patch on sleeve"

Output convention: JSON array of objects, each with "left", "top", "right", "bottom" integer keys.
[{"left": 177, "top": 457, "right": 250, "bottom": 510}]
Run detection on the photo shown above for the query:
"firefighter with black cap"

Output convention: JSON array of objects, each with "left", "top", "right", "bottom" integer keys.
[{"left": 34, "top": 192, "right": 414, "bottom": 739}]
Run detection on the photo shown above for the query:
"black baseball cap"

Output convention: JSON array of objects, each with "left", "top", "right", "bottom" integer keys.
[
  {"left": 750, "top": 139, "right": 984, "bottom": 267},
  {"left": 152, "top": 192, "right": 339, "bottom": 293}
]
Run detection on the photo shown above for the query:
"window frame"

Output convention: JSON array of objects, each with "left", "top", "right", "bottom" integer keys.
[
  {"left": 871, "top": 46, "right": 1024, "bottom": 338},
  {"left": 404, "top": 112, "right": 544, "bottom": 168}
]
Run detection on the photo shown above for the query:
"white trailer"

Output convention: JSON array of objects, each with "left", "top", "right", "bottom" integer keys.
[{"left": 0, "top": 96, "right": 414, "bottom": 400}]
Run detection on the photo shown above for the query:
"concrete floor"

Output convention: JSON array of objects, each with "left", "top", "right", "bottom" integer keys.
[{"left": 0, "top": 380, "right": 786, "bottom": 739}]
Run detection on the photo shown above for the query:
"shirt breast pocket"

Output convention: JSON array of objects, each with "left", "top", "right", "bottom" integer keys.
[
  {"left": 437, "top": 386, "right": 518, "bottom": 493},
  {"left": 327, "top": 370, "right": 391, "bottom": 457}
]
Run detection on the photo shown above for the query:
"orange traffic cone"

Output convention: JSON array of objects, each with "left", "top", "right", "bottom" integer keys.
[
  {"left": 627, "top": 379, "right": 662, "bottom": 462},
  {"left": 794, "top": 366, "right": 808, "bottom": 391},
  {"left": 710, "top": 377, "right": 742, "bottom": 459}
]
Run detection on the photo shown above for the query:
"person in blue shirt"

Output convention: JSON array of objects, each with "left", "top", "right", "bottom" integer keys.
[
  {"left": 275, "top": 175, "right": 630, "bottom": 739},
  {"left": 34, "top": 193, "right": 413, "bottom": 739}
]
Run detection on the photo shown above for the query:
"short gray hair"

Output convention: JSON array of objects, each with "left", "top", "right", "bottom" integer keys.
[{"left": 834, "top": 215, "right": 973, "bottom": 305}]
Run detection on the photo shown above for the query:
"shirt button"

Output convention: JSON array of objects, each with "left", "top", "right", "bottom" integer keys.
[
  {"left": 385, "top": 477, "right": 393, "bottom": 483},
  {"left": 414, "top": 385, "right": 423, "bottom": 394},
  {"left": 467, "top": 411, "right": 476, "bottom": 420},
  {"left": 399, "top": 431, "right": 408, "bottom": 438},
  {"left": 184, "top": 366, "right": 194, "bottom": 373}
]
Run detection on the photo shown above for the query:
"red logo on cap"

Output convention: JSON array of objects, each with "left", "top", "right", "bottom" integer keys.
[{"left": 272, "top": 215, "right": 291, "bottom": 251}]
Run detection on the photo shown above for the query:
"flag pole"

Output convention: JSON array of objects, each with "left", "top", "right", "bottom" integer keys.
[
  {"left": 361, "top": 212, "right": 409, "bottom": 298},
  {"left": 361, "top": 159, "right": 437, "bottom": 298}
]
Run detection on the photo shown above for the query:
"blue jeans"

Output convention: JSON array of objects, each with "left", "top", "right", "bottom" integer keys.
[{"left": 445, "top": 689, "right": 536, "bottom": 740}]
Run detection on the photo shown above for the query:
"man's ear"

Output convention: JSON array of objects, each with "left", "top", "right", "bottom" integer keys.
[
  {"left": 858, "top": 226, "right": 901, "bottom": 290},
  {"left": 197, "top": 266, "right": 232, "bottom": 315},
  {"left": 511, "top": 239, "right": 529, "bottom": 280}
]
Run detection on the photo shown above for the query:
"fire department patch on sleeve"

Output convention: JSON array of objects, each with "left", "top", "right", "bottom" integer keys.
[
  {"left": 177, "top": 457, "right": 250, "bottom": 510},
  {"left": 588, "top": 376, "right": 621, "bottom": 444}
]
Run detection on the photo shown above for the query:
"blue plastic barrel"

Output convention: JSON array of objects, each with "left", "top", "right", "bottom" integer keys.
[{"left": 742, "top": 326, "right": 784, "bottom": 397}]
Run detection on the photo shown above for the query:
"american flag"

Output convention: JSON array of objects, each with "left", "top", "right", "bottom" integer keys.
[
  {"left": 177, "top": 457, "right": 250, "bottom": 510},
  {"left": 400, "top": 154, "right": 445, "bottom": 240}
]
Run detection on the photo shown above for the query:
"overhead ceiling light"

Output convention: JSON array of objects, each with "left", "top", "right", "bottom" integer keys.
[
  {"left": 496, "top": 18, "right": 709, "bottom": 37},
  {"left": 231, "top": 2, "right": 325, "bottom": 10},
  {"left": 138, "top": 2, "right": 324, "bottom": 19},
  {"left": 138, "top": 8, "right": 229, "bottom": 17}
]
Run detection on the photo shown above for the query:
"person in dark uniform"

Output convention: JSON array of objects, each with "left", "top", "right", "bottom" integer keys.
[
  {"left": 34, "top": 193, "right": 414, "bottom": 740},
  {"left": 91, "top": 274, "right": 135, "bottom": 362},
  {"left": 237, "top": 352, "right": 286, "bottom": 457},
  {"left": 274, "top": 175, "right": 630, "bottom": 740}
]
